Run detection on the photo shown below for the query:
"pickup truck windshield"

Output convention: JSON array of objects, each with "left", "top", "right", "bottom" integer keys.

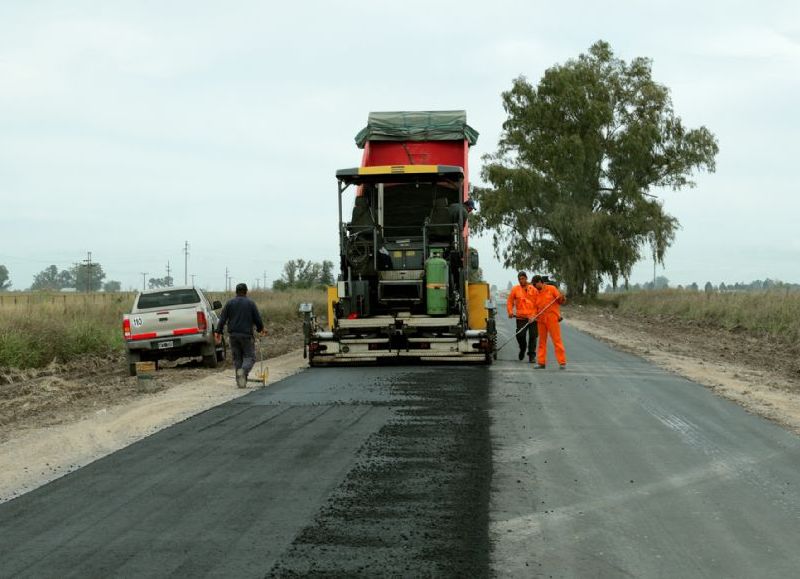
[{"left": 137, "top": 289, "right": 200, "bottom": 309}]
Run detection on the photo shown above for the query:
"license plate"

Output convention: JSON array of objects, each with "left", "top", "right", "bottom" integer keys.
[{"left": 158, "top": 341, "right": 174, "bottom": 350}]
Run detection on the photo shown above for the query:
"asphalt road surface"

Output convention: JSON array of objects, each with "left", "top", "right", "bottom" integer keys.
[{"left": 2, "top": 318, "right": 800, "bottom": 578}]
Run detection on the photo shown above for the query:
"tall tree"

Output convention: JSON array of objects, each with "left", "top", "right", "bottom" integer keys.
[
  {"left": 474, "top": 41, "right": 718, "bottom": 297},
  {"left": 0, "top": 265, "right": 10, "bottom": 291},
  {"left": 103, "top": 280, "right": 122, "bottom": 292},
  {"left": 320, "top": 260, "right": 335, "bottom": 286}
]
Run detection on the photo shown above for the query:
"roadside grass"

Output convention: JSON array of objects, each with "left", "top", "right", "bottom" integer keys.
[
  {"left": 599, "top": 289, "right": 800, "bottom": 344},
  {"left": 0, "top": 289, "right": 326, "bottom": 369},
  {"left": 207, "top": 289, "right": 328, "bottom": 325}
]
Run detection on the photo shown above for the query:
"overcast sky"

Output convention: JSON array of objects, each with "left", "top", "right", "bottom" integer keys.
[{"left": 1, "top": 0, "right": 798, "bottom": 291}]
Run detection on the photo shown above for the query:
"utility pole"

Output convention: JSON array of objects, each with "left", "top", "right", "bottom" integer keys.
[
  {"left": 225, "top": 267, "right": 229, "bottom": 293},
  {"left": 263, "top": 270, "right": 267, "bottom": 290},
  {"left": 141, "top": 272, "right": 148, "bottom": 291},
  {"left": 191, "top": 274, "right": 196, "bottom": 286},
  {"left": 166, "top": 261, "right": 172, "bottom": 286},
  {"left": 83, "top": 251, "right": 95, "bottom": 293},
  {"left": 183, "top": 240, "right": 190, "bottom": 285}
]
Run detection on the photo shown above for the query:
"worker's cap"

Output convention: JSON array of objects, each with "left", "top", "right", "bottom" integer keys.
[
  {"left": 235, "top": 283, "right": 248, "bottom": 294},
  {"left": 464, "top": 198, "right": 476, "bottom": 210},
  {"left": 517, "top": 271, "right": 527, "bottom": 279}
]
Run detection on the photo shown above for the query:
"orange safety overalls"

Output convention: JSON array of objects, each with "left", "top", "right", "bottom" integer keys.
[{"left": 535, "top": 284, "right": 567, "bottom": 366}]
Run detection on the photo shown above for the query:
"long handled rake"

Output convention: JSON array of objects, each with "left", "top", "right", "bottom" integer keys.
[{"left": 495, "top": 297, "right": 559, "bottom": 353}]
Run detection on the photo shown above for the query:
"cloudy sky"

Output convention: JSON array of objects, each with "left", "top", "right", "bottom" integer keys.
[{"left": 1, "top": 0, "right": 798, "bottom": 291}]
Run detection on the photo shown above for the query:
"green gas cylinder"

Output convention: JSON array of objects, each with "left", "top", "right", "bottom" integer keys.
[{"left": 425, "top": 249, "right": 449, "bottom": 315}]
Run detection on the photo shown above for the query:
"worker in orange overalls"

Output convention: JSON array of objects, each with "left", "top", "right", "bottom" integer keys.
[
  {"left": 533, "top": 275, "right": 567, "bottom": 369},
  {"left": 506, "top": 271, "right": 539, "bottom": 362}
]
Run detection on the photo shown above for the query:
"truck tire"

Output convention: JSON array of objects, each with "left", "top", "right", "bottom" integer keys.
[
  {"left": 127, "top": 352, "right": 141, "bottom": 376},
  {"left": 202, "top": 345, "right": 218, "bottom": 368}
]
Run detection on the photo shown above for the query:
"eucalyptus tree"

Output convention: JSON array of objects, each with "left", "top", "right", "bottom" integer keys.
[{"left": 474, "top": 41, "right": 718, "bottom": 297}]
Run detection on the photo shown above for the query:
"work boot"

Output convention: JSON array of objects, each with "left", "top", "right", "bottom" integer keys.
[
  {"left": 559, "top": 364, "right": 567, "bottom": 371},
  {"left": 535, "top": 364, "right": 546, "bottom": 369},
  {"left": 518, "top": 349, "right": 525, "bottom": 361},
  {"left": 236, "top": 368, "right": 246, "bottom": 388}
]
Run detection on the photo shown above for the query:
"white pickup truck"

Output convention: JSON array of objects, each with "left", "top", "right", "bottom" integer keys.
[{"left": 123, "top": 286, "right": 226, "bottom": 376}]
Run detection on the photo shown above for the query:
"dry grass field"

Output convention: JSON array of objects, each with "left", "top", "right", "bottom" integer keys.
[
  {"left": 0, "top": 289, "right": 326, "bottom": 369},
  {"left": 605, "top": 289, "right": 800, "bottom": 344}
]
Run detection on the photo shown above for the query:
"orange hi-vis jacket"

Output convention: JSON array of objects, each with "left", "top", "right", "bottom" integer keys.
[
  {"left": 507, "top": 284, "right": 538, "bottom": 318},
  {"left": 535, "top": 284, "right": 565, "bottom": 318}
]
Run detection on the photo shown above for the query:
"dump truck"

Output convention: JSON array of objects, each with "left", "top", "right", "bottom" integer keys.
[{"left": 302, "top": 110, "right": 497, "bottom": 365}]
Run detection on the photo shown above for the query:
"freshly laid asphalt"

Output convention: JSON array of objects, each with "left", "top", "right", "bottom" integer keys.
[{"left": 2, "top": 317, "right": 800, "bottom": 577}]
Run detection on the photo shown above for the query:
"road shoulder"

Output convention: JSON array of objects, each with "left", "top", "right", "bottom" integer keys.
[{"left": 0, "top": 349, "right": 306, "bottom": 502}]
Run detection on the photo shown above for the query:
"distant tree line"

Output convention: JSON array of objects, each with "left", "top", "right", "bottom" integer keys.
[
  {"left": 604, "top": 278, "right": 800, "bottom": 293},
  {"left": 20, "top": 263, "right": 122, "bottom": 292},
  {"left": 148, "top": 276, "right": 174, "bottom": 289},
  {"left": 273, "top": 259, "right": 335, "bottom": 291}
]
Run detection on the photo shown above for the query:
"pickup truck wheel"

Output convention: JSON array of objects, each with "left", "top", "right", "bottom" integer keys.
[
  {"left": 127, "top": 352, "right": 141, "bottom": 376},
  {"left": 202, "top": 350, "right": 219, "bottom": 368}
]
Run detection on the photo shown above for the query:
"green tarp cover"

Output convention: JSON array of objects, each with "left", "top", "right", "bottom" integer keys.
[{"left": 355, "top": 110, "right": 479, "bottom": 148}]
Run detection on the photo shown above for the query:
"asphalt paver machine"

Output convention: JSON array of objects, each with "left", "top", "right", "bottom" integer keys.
[{"left": 302, "top": 111, "right": 497, "bottom": 365}]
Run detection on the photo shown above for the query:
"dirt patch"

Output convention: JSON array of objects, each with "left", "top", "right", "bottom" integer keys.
[
  {"left": 566, "top": 305, "right": 800, "bottom": 433},
  {"left": 0, "top": 327, "right": 304, "bottom": 442},
  {"left": 0, "top": 329, "right": 308, "bottom": 503}
]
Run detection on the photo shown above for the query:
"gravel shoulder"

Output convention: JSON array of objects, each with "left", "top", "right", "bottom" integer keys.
[
  {"left": 0, "top": 329, "right": 307, "bottom": 503},
  {"left": 566, "top": 305, "right": 800, "bottom": 434}
]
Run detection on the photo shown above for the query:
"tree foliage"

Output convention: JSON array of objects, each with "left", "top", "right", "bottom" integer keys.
[
  {"left": 0, "top": 265, "right": 10, "bottom": 291},
  {"left": 273, "top": 259, "right": 335, "bottom": 290},
  {"left": 148, "top": 276, "right": 174, "bottom": 289},
  {"left": 31, "top": 265, "right": 74, "bottom": 291},
  {"left": 71, "top": 262, "right": 106, "bottom": 292},
  {"left": 103, "top": 280, "right": 122, "bottom": 292},
  {"left": 473, "top": 41, "right": 718, "bottom": 297}
]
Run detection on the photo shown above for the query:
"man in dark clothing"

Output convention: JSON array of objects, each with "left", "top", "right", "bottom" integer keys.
[
  {"left": 448, "top": 198, "right": 475, "bottom": 229},
  {"left": 214, "top": 283, "right": 265, "bottom": 388}
]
